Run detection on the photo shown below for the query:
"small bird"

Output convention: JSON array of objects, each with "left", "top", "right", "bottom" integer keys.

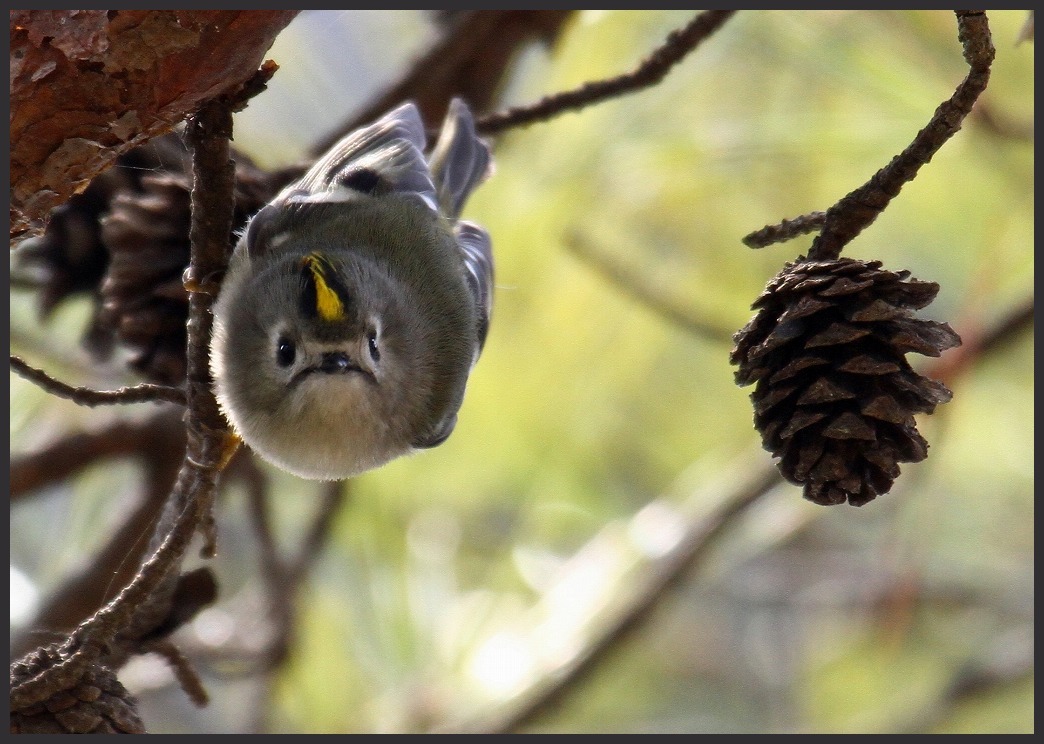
[{"left": 210, "top": 99, "right": 493, "bottom": 479}]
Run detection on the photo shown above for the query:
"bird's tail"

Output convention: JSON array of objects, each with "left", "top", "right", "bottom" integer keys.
[{"left": 427, "top": 98, "right": 493, "bottom": 220}]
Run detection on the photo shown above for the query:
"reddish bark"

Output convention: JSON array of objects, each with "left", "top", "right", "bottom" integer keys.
[{"left": 10, "top": 10, "right": 299, "bottom": 240}]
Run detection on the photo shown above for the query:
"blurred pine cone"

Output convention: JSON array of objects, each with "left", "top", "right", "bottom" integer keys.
[
  {"left": 730, "top": 258, "right": 960, "bottom": 506},
  {"left": 13, "top": 133, "right": 294, "bottom": 384},
  {"left": 13, "top": 137, "right": 192, "bottom": 357},
  {"left": 96, "top": 145, "right": 282, "bottom": 384}
]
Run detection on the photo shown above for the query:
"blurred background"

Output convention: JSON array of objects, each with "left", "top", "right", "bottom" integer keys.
[{"left": 10, "top": 10, "right": 1033, "bottom": 733}]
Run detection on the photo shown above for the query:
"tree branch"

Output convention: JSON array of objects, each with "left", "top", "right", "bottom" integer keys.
[
  {"left": 312, "top": 10, "right": 574, "bottom": 155},
  {"left": 477, "top": 10, "right": 737, "bottom": 134},
  {"left": 11, "top": 90, "right": 246, "bottom": 721},
  {"left": 441, "top": 459, "right": 782, "bottom": 734},
  {"left": 566, "top": 233, "right": 735, "bottom": 344},
  {"left": 806, "top": 11, "right": 995, "bottom": 260},
  {"left": 10, "top": 10, "right": 297, "bottom": 242},
  {"left": 743, "top": 212, "right": 827, "bottom": 250},
  {"left": 11, "top": 355, "right": 186, "bottom": 407}
]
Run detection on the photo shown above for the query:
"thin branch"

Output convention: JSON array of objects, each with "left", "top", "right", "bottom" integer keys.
[
  {"left": 441, "top": 459, "right": 782, "bottom": 734},
  {"left": 1015, "top": 10, "right": 1033, "bottom": 45},
  {"left": 242, "top": 473, "right": 349, "bottom": 732},
  {"left": 180, "top": 98, "right": 240, "bottom": 559},
  {"left": 566, "top": 233, "right": 735, "bottom": 344},
  {"left": 312, "top": 11, "right": 574, "bottom": 156},
  {"left": 806, "top": 11, "right": 994, "bottom": 260},
  {"left": 897, "top": 625, "right": 1034, "bottom": 734},
  {"left": 9, "top": 469, "right": 202, "bottom": 709},
  {"left": 10, "top": 409, "right": 183, "bottom": 499},
  {"left": 743, "top": 211, "right": 827, "bottom": 249},
  {"left": 140, "top": 638, "right": 210, "bottom": 707},
  {"left": 10, "top": 355, "right": 186, "bottom": 407},
  {"left": 10, "top": 413, "right": 183, "bottom": 659},
  {"left": 970, "top": 100, "right": 1034, "bottom": 142},
  {"left": 242, "top": 460, "right": 282, "bottom": 588},
  {"left": 252, "top": 477, "right": 346, "bottom": 663},
  {"left": 477, "top": 10, "right": 737, "bottom": 134},
  {"left": 287, "top": 481, "right": 349, "bottom": 585},
  {"left": 243, "top": 466, "right": 349, "bottom": 606}
]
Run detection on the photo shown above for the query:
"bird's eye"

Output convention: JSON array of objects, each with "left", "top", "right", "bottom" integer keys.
[
  {"left": 276, "top": 336, "right": 296, "bottom": 367},
  {"left": 367, "top": 328, "right": 380, "bottom": 363}
]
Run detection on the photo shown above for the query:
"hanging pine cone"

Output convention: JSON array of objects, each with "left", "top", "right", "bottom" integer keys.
[
  {"left": 730, "top": 257, "right": 960, "bottom": 506},
  {"left": 13, "top": 132, "right": 294, "bottom": 385},
  {"left": 12, "top": 136, "right": 192, "bottom": 357},
  {"left": 97, "top": 170, "right": 196, "bottom": 385},
  {"left": 95, "top": 142, "right": 281, "bottom": 384}
]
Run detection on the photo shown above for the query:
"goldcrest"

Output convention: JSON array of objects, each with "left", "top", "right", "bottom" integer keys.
[{"left": 210, "top": 99, "right": 493, "bottom": 479}]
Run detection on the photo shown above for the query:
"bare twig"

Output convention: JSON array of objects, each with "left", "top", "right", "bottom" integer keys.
[
  {"left": 241, "top": 460, "right": 282, "bottom": 589},
  {"left": 180, "top": 99, "right": 240, "bottom": 559},
  {"left": 244, "top": 474, "right": 349, "bottom": 610},
  {"left": 287, "top": 482, "right": 348, "bottom": 585},
  {"left": 897, "top": 625, "right": 1033, "bottom": 734},
  {"left": 806, "top": 11, "right": 994, "bottom": 260},
  {"left": 10, "top": 409, "right": 183, "bottom": 499},
  {"left": 742, "top": 211, "right": 827, "bottom": 249},
  {"left": 10, "top": 412, "right": 184, "bottom": 659},
  {"left": 1015, "top": 10, "right": 1033, "bottom": 45},
  {"left": 477, "top": 10, "right": 737, "bottom": 134},
  {"left": 140, "top": 638, "right": 210, "bottom": 707},
  {"left": 10, "top": 355, "right": 186, "bottom": 407},
  {"left": 970, "top": 100, "right": 1034, "bottom": 142},
  {"left": 9, "top": 469, "right": 203, "bottom": 709}
]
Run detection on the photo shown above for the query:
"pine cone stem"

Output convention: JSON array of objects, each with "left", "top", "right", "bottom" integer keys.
[{"left": 808, "top": 12, "right": 994, "bottom": 261}]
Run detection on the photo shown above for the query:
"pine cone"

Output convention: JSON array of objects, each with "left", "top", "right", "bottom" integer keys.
[
  {"left": 14, "top": 133, "right": 291, "bottom": 385},
  {"left": 730, "top": 257, "right": 960, "bottom": 506},
  {"left": 9, "top": 647, "right": 146, "bottom": 734},
  {"left": 12, "top": 137, "right": 192, "bottom": 356},
  {"left": 97, "top": 170, "right": 196, "bottom": 384},
  {"left": 96, "top": 143, "right": 280, "bottom": 384}
]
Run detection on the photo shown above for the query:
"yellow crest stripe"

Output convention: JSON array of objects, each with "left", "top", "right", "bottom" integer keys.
[{"left": 302, "top": 253, "right": 346, "bottom": 322}]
